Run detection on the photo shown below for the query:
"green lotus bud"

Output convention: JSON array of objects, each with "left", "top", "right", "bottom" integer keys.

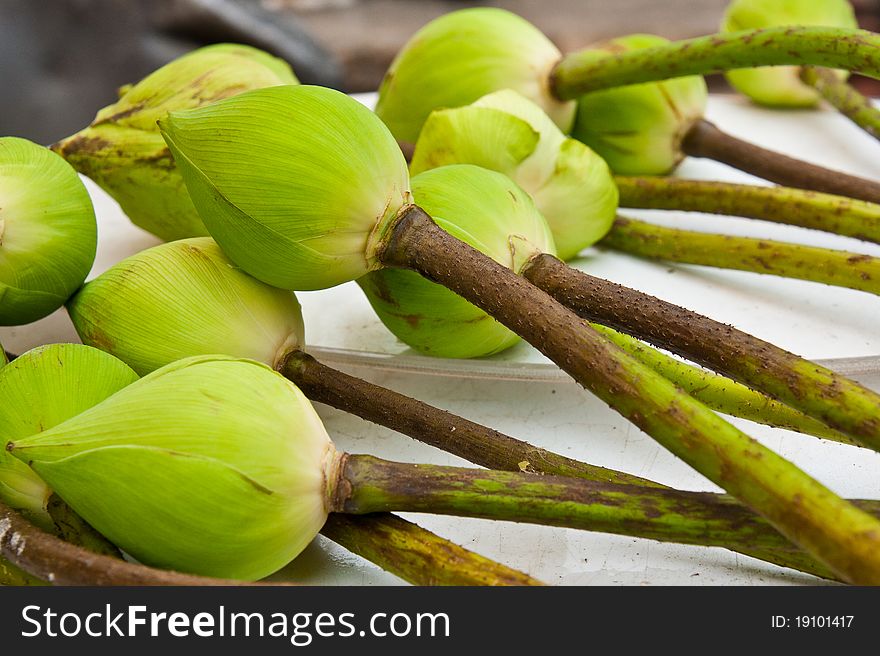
[
  {"left": 0, "top": 343, "right": 138, "bottom": 527},
  {"left": 52, "top": 44, "right": 299, "bottom": 242},
  {"left": 0, "top": 137, "right": 97, "bottom": 325},
  {"left": 411, "top": 90, "right": 618, "bottom": 260},
  {"left": 359, "top": 165, "right": 555, "bottom": 358},
  {"left": 570, "top": 35, "right": 708, "bottom": 176},
  {"left": 721, "top": 0, "right": 857, "bottom": 107},
  {"left": 68, "top": 237, "right": 304, "bottom": 375},
  {"left": 159, "top": 85, "right": 411, "bottom": 291},
  {"left": 375, "top": 8, "right": 576, "bottom": 143},
  {"left": 8, "top": 355, "right": 335, "bottom": 580}
]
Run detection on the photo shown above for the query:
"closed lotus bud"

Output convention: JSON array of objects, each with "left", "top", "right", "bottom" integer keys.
[
  {"left": 570, "top": 35, "right": 708, "bottom": 176},
  {"left": 52, "top": 44, "right": 299, "bottom": 242},
  {"left": 411, "top": 90, "right": 618, "bottom": 260},
  {"left": 359, "top": 165, "right": 555, "bottom": 358},
  {"left": 68, "top": 237, "right": 304, "bottom": 375},
  {"left": 159, "top": 85, "right": 411, "bottom": 291},
  {"left": 0, "top": 344, "right": 138, "bottom": 527},
  {"left": 375, "top": 8, "right": 575, "bottom": 143},
  {"left": 0, "top": 137, "right": 97, "bottom": 325},
  {"left": 721, "top": 0, "right": 857, "bottom": 107},
  {"left": 8, "top": 356, "right": 335, "bottom": 580}
]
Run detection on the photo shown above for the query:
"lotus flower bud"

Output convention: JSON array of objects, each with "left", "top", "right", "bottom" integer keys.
[
  {"left": 52, "top": 44, "right": 299, "bottom": 242},
  {"left": 0, "top": 137, "right": 97, "bottom": 325},
  {"left": 159, "top": 85, "right": 411, "bottom": 291},
  {"left": 8, "top": 356, "right": 335, "bottom": 580},
  {"left": 0, "top": 344, "right": 138, "bottom": 527},
  {"left": 570, "top": 35, "right": 708, "bottom": 176},
  {"left": 411, "top": 90, "right": 618, "bottom": 260},
  {"left": 359, "top": 165, "right": 555, "bottom": 358},
  {"left": 375, "top": 8, "right": 575, "bottom": 143},
  {"left": 721, "top": 0, "right": 857, "bottom": 107},
  {"left": 68, "top": 237, "right": 304, "bottom": 375}
]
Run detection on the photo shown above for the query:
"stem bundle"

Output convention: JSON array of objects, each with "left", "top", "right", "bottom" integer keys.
[
  {"left": 799, "top": 67, "right": 880, "bottom": 141},
  {"left": 600, "top": 216, "right": 880, "bottom": 295},
  {"left": 380, "top": 205, "right": 880, "bottom": 584}
]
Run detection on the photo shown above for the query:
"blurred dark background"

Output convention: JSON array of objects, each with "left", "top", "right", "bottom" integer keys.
[{"left": 2, "top": 0, "right": 879, "bottom": 144}]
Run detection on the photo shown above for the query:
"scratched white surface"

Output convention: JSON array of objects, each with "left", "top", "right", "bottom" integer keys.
[{"left": 2, "top": 95, "right": 880, "bottom": 585}]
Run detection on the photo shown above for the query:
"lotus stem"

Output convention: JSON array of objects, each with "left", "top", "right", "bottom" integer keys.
[
  {"left": 320, "top": 514, "right": 544, "bottom": 586},
  {"left": 522, "top": 253, "right": 880, "bottom": 451},
  {"left": 381, "top": 205, "right": 880, "bottom": 584},
  {"left": 799, "top": 66, "right": 880, "bottom": 141},
  {"left": 679, "top": 120, "right": 880, "bottom": 203},
  {"left": 592, "top": 326, "right": 856, "bottom": 446},
  {"left": 614, "top": 176, "right": 880, "bottom": 245},
  {"left": 600, "top": 216, "right": 880, "bottom": 296},
  {"left": 551, "top": 26, "right": 880, "bottom": 98},
  {"left": 333, "top": 455, "right": 880, "bottom": 581}
]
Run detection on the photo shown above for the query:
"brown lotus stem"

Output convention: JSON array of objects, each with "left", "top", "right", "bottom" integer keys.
[{"left": 681, "top": 119, "right": 880, "bottom": 204}]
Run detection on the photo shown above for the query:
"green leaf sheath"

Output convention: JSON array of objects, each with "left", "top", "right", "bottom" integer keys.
[
  {"left": 592, "top": 327, "right": 856, "bottom": 445},
  {"left": 338, "top": 456, "right": 880, "bottom": 581},
  {"left": 800, "top": 67, "right": 880, "bottom": 141},
  {"left": 321, "top": 514, "right": 544, "bottom": 586},
  {"left": 614, "top": 176, "right": 880, "bottom": 245},
  {"left": 551, "top": 27, "right": 880, "bottom": 98},
  {"left": 600, "top": 216, "right": 880, "bottom": 296},
  {"left": 0, "top": 499, "right": 279, "bottom": 586},
  {"left": 281, "top": 349, "right": 864, "bottom": 578},
  {"left": 382, "top": 206, "right": 880, "bottom": 584},
  {"left": 522, "top": 253, "right": 880, "bottom": 451}
]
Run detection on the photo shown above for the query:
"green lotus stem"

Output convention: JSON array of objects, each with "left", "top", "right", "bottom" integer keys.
[
  {"left": 551, "top": 26, "right": 880, "bottom": 98},
  {"left": 384, "top": 206, "right": 880, "bottom": 584},
  {"left": 615, "top": 176, "right": 880, "bottom": 245},
  {"left": 799, "top": 66, "right": 880, "bottom": 141},
  {"left": 592, "top": 326, "right": 856, "bottom": 446},
  {"left": 523, "top": 253, "right": 880, "bottom": 452},
  {"left": 321, "top": 514, "right": 543, "bottom": 586},
  {"left": 335, "top": 455, "right": 880, "bottom": 581},
  {"left": 601, "top": 216, "right": 880, "bottom": 296}
]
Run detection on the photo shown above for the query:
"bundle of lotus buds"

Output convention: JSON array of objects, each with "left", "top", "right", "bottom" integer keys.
[{"left": 1, "top": 1, "right": 879, "bottom": 587}]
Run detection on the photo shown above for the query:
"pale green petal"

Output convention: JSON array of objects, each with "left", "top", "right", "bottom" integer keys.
[
  {"left": 571, "top": 35, "right": 708, "bottom": 176},
  {"left": 160, "top": 85, "right": 410, "bottom": 291},
  {"left": 0, "top": 138, "right": 96, "bottom": 325},
  {"left": 10, "top": 355, "right": 332, "bottom": 580},
  {"left": 0, "top": 343, "right": 138, "bottom": 526},
  {"left": 362, "top": 165, "right": 554, "bottom": 358},
  {"left": 375, "top": 8, "right": 575, "bottom": 143},
  {"left": 721, "top": 0, "right": 857, "bottom": 107},
  {"left": 53, "top": 43, "right": 299, "bottom": 241},
  {"left": 68, "top": 237, "right": 304, "bottom": 375}
]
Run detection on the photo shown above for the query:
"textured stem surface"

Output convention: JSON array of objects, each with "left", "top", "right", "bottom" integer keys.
[
  {"left": 381, "top": 205, "right": 880, "bottom": 584},
  {"left": 280, "top": 350, "right": 654, "bottom": 485},
  {"left": 594, "top": 326, "right": 855, "bottom": 445},
  {"left": 681, "top": 120, "right": 880, "bottom": 204},
  {"left": 552, "top": 26, "right": 880, "bottom": 98},
  {"left": 338, "top": 456, "right": 864, "bottom": 579},
  {"left": 523, "top": 253, "right": 880, "bottom": 451},
  {"left": 321, "top": 514, "right": 543, "bottom": 586},
  {"left": 800, "top": 67, "right": 880, "bottom": 141},
  {"left": 601, "top": 216, "right": 880, "bottom": 296},
  {"left": 615, "top": 176, "right": 880, "bottom": 245}
]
